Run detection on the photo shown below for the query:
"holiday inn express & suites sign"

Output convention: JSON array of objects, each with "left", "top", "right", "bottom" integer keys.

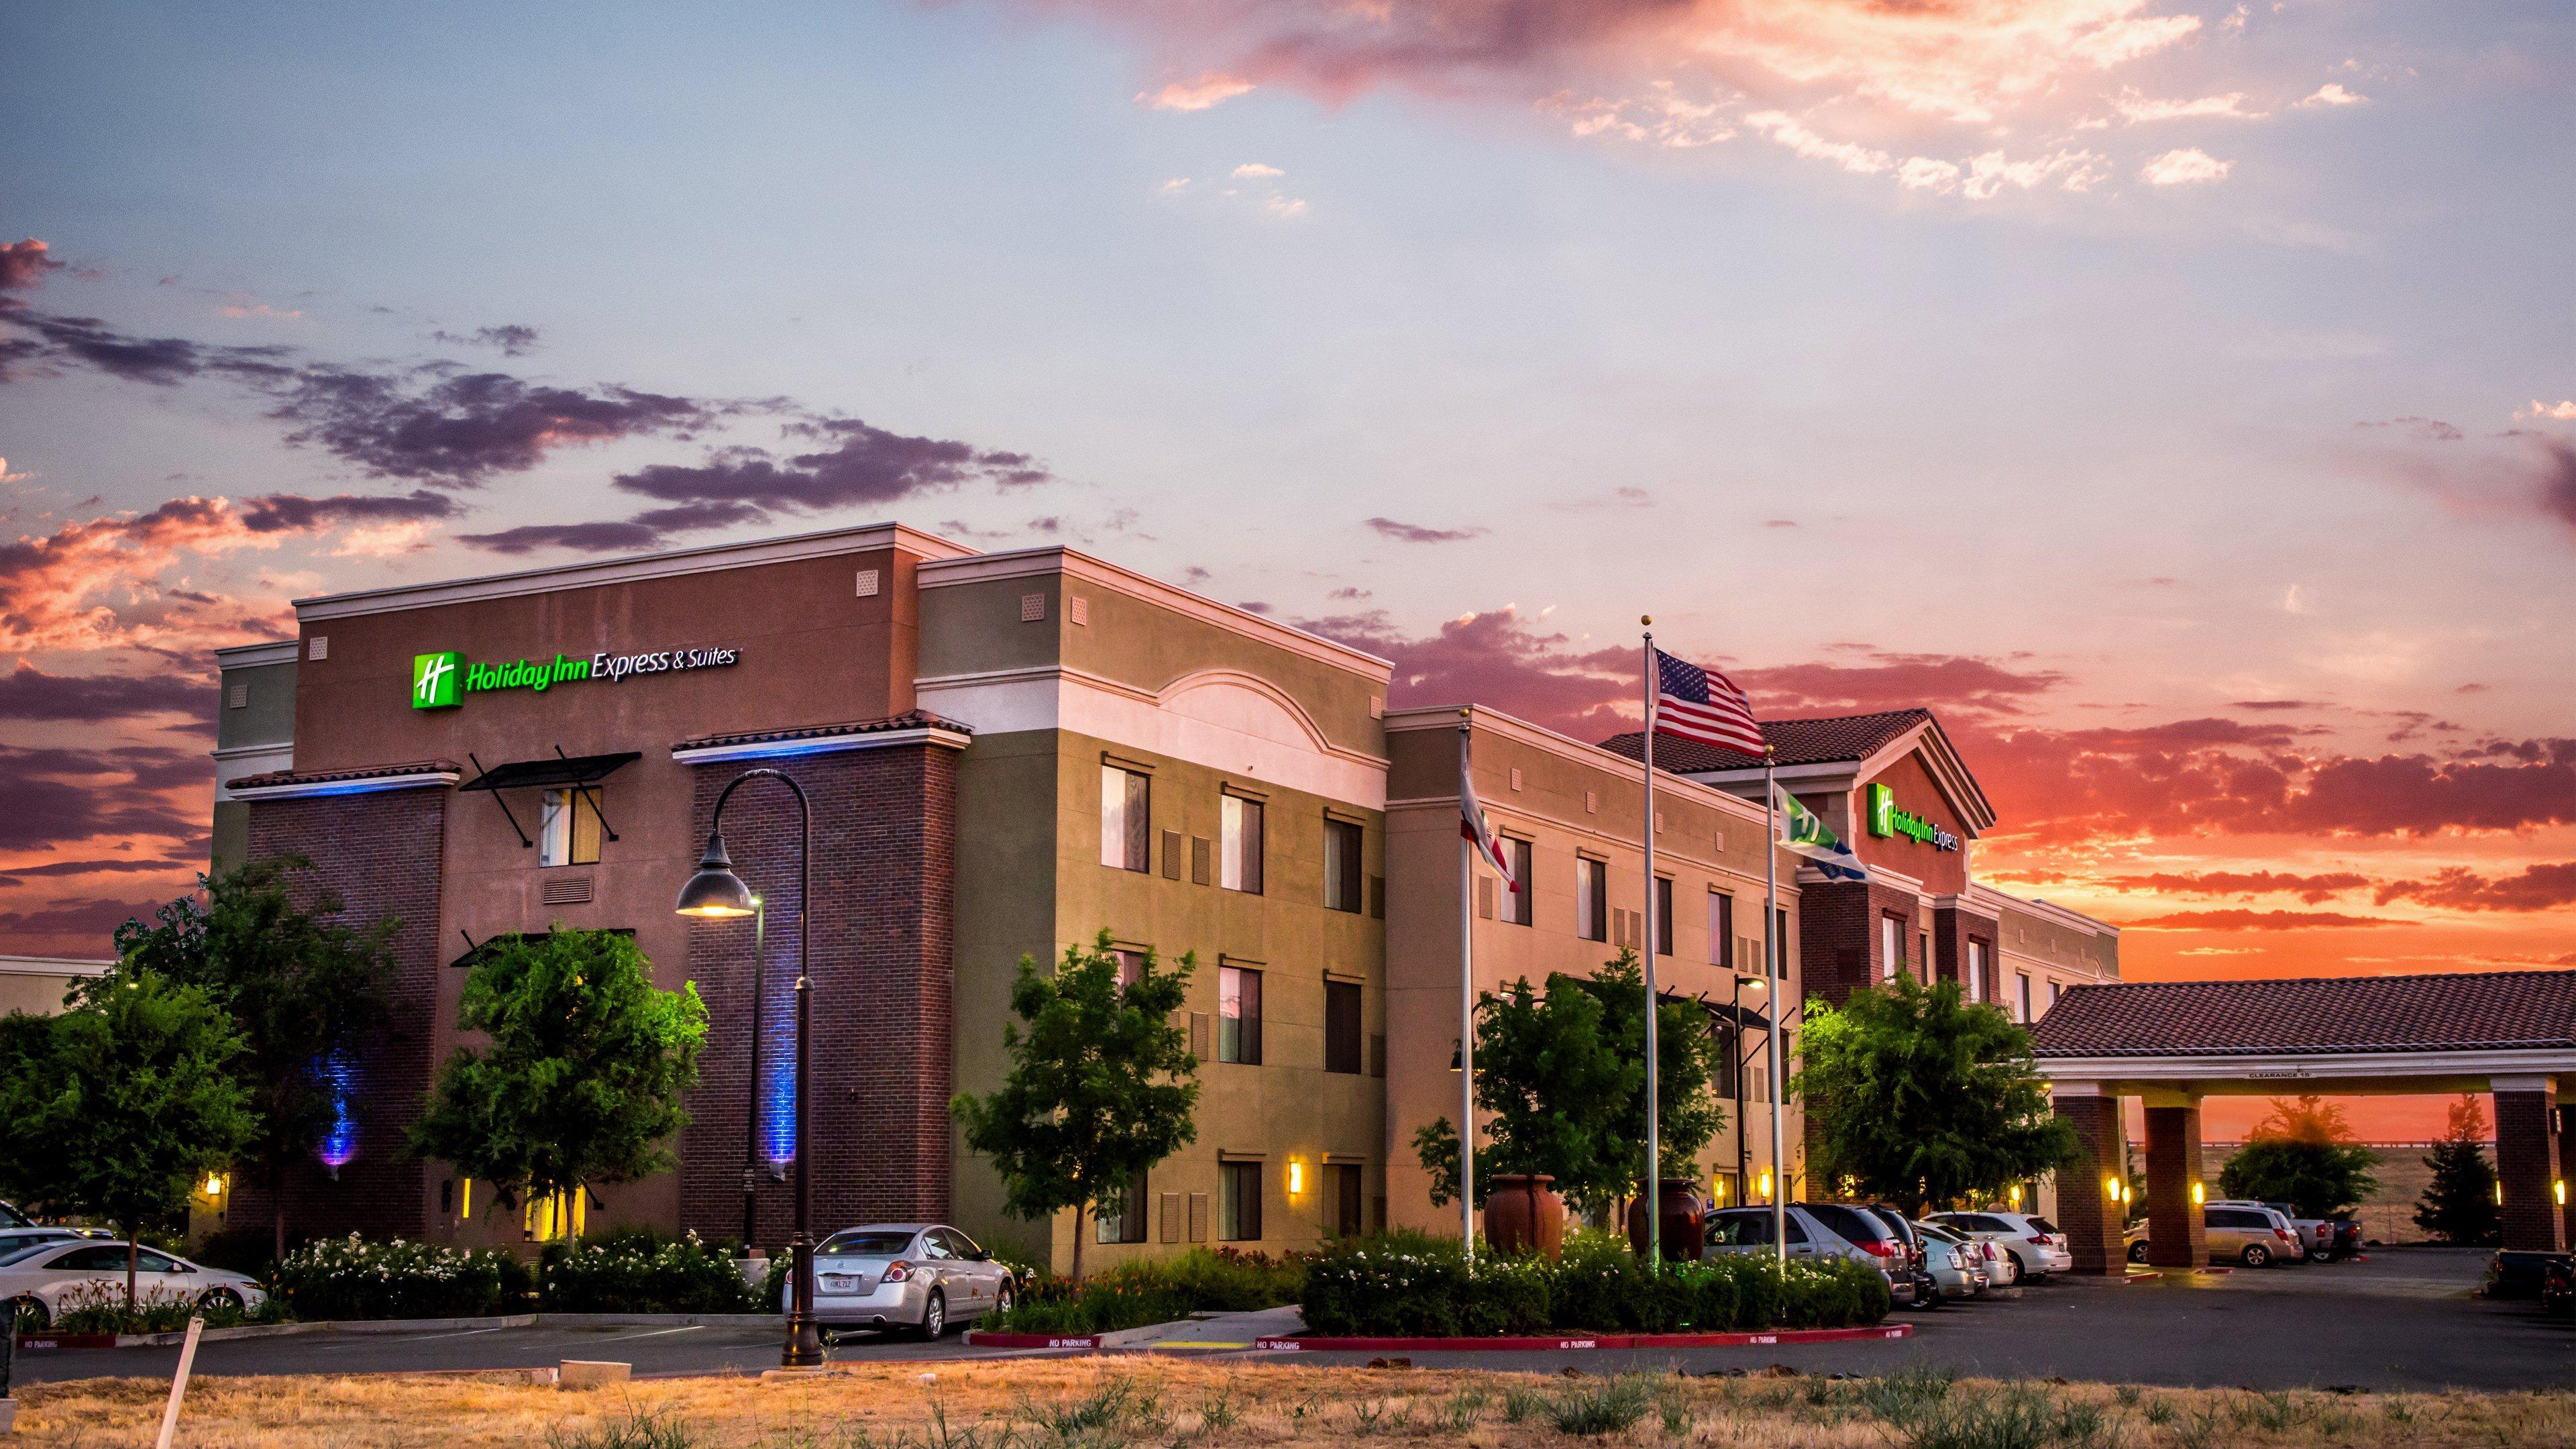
[
  {"left": 1868, "top": 782, "right": 1959, "bottom": 852},
  {"left": 412, "top": 645, "right": 741, "bottom": 708}
]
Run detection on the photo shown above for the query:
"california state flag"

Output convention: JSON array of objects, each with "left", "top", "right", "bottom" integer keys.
[{"left": 1462, "top": 757, "right": 1520, "bottom": 894}]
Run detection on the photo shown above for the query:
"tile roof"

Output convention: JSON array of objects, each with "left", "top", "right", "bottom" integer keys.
[
  {"left": 2027, "top": 969, "right": 2576, "bottom": 1059},
  {"left": 674, "top": 709, "right": 973, "bottom": 753},
  {"left": 228, "top": 759, "right": 460, "bottom": 791},
  {"left": 1598, "top": 708, "right": 1934, "bottom": 773}
]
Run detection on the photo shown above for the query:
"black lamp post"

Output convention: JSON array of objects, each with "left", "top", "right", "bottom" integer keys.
[
  {"left": 1729, "top": 969, "right": 1768, "bottom": 1205},
  {"left": 676, "top": 768, "right": 822, "bottom": 1369}
]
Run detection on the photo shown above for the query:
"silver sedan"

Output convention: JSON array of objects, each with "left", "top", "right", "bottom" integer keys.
[{"left": 785, "top": 1224, "right": 1017, "bottom": 1338}]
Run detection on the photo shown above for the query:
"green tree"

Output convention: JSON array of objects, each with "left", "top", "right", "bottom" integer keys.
[
  {"left": 950, "top": 933, "right": 1199, "bottom": 1280},
  {"left": 2218, "top": 1093, "right": 2379, "bottom": 1220},
  {"left": 1792, "top": 973, "right": 2075, "bottom": 1216},
  {"left": 0, "top": 973, "right": 258, "bottom": 1309},
  {"left": 109, "top": 857, "right": 394, "bottom": 1263},
  {"left": 410, "top": 929, "right": 707, "bottom": 1237},
  {"left": 2414, "top": 1093, "right": 2500, "bottom": 1245},
  {"left": 1413, "top": 951, "right": 1725, "bottom": 1219}
]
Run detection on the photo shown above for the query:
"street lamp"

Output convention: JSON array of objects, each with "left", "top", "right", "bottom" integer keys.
[
  {"left": 676, "top": 768, "right": 821, "bottom": 1369},
  {"left": 1728, "top": 969, "right": 1768, "bottom": 1216},
  {"left": 741, "top": 894, "right": 770, "bottom": 1250}
]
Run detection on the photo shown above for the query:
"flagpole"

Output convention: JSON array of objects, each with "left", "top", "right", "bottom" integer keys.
[
  {"left": 1640, "top": 621, "right": 1660, "bottom": 1271},
  {"left": 1766, "top": 748, "right": 1786, "bottom": 1267},
  {"left": 1457, "top": 708, "right": 1477, "bottom": 1263}
]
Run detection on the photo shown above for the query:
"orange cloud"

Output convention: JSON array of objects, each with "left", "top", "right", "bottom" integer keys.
[
  {"left": 0, "top": 496, "right": 300, "bottom": 654},
  {"left": 2141, "top": 146, "right": 2231, "bottom": 184},
  {"left": 1138, "top": 71, "right": 1256, "bottom": 111}
]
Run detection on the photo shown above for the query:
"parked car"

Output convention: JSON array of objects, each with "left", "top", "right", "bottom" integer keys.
[
  {"left": 2541, "top": 1256, "right": 2576, "bottom": 1318},
  {"left": 1856, "top": 1205, "right": 1943, "bottom": 1308},
  {"left": 2204, "top": 1203, "right": 2304, "bottom": 1267},
  {"left": 2216, "top": 1200, "right": 2332, "bottom": 1260},
  {"left": 1911, "top": 1220, "right": 1988, "bottom": 1299},
  {"left": 0, "top": 1200, "right": 32, "bottom": 1229},
  {"left": 1926, "top": 1211, "right": 2073, "bottom": 1280},
  {"left": 1703, "top": 1205, "right": 1919, "bottom": 1307},
  {"left": 1, "top": 1240, "right": 267, "bottom": 1330},
  {"left": 2489, "top": 1249, "right": 2564, "bottom": 1301},
  {"left": 2322, "top": 1219, "right": 2363, "bottom": 1260},
  {"left": 2125, "top": 1221, "right": 2150, "bottom": 1263},
  {"left": 795, "top": 1224, "right": 1016, "bottom": 1338}
]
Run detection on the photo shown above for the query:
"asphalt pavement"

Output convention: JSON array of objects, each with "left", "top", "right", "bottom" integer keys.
[{"left": 15, "top": 1246, "right": 2565, "bottom": 1393}]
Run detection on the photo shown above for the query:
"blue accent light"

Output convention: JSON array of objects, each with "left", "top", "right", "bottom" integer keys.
[
  {"left": 761, "top": 973, "right": 796, "bottom": 1167},
  {"left": 318, "top": 1051, "right": 359, "bottom": 1168}
]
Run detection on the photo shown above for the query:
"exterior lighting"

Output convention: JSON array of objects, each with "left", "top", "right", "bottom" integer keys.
[
  {"left": 1288, "top": 1161, "right": 1305, "bottom": 1194},
  {"left": 1758, "top": 1169, "right": 1774, "bottom": 1201},
  {"left": 203, "top": 1173, "right": 225, "bottom": 1197},
  {"left": 2104, "top": 1174, "right": 2121, "bottom": 1200},
  {"left": 675, "top": 832, "right": 758, "bottom": 918},
  {"left": 2191, "top": 1181, "right": 2204, "bottom": 1206},
  {"left": 2008, "top": 1183, "right": 2023, "bottom": 1208},
  {"left": 2559, "top": 1180, "right": 2568, "bottom": 1208}
]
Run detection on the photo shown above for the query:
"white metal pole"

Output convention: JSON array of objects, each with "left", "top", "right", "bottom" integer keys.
[
  {"left": 1458, "top": 712, "right": 1477, "bottom": 1261},
  {"left": 1640, "top": 625, "right": 1661, "bottom": 1269},
  {"left": 1766, "top": 752, "right": 1787, "bottom": 1266},
  {"left": 154, "top": 1315, "right": 205, "bottom": 1449}
]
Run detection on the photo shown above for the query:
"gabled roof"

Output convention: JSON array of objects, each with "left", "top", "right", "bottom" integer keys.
[
  {"left": 1600, "top": 709, "right": 1933, "bottom": 773},
  {"left": 2029, "top": 970, "right": 2576, "bottom": 1059}
]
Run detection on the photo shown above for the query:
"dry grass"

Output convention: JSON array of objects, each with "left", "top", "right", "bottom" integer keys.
[{"left": 13, "top": 1357, "right": 2576, "bottom": 1449}]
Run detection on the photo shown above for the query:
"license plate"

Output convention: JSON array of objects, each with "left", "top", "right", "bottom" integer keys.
[{"left": 820, "top": 1273, "right": 863, "bottom": 1293}]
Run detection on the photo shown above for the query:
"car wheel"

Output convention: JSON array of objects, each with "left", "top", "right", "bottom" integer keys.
[
  {"left": 2242, "top": 1243, "right": 2271, "bottom": 1269},
  {"left": 198, "top": 1287, "right": 245, "bottom": 1315},
  {"left": 993, "top": 1282, "right": 1016, "bottom": 1318},
  {"left": 2128, "top": 1240, "right": 2149, "bottom": 1264},
  {"left": 11, "top": 1295, "right": 50, "bottom": 1332},
  {"left": 918, "top": 1290, "right": 947, "bottom": 1340}
]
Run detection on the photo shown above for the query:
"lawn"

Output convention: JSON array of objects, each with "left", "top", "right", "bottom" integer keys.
[{"left": 11, "top": 1358, "right": 2576, "bottom": 1448}]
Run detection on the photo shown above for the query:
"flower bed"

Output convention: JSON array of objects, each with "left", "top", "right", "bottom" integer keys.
[
  {"left": 1299, "top": 1230, "right": 1890, "bottom": 1338},
  {"left": 274, "top": 1234, "right": 529, "bottom": 1322},
  {"left": 46, "top": 1280, "right": 291, "bottom": 1334},
  {"left": 537, "top": 1229, "right": 763, "bottom": 1313},
  {"left": 986, "top": 1246, "right": 1305, "bottom": 1334}
]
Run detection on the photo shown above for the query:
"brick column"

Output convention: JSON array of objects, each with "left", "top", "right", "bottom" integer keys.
[
  {"left": 2561, "top": 1106, "right": 2576, "bottom": 1250},
  {"left": 2142, "top": 1099, "right": 2207, "bottom": 1269},
  {"left": 2051, "top": 1085, "right": 2124, "bottom": 1275},
  {"left": 2492, "top": 1078, "right": 2563, "bottom": 1252}
]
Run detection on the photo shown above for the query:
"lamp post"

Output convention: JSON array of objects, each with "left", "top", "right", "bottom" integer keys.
[
  {"left": 742, "top": 894, "right": 766, "bottom": 1251},
  {"left": 1729, "top": 968, "right": 1767, "bottom": 1206},
  {"left": 676, "top": 769, "right": 821, "bottom": 1369}
]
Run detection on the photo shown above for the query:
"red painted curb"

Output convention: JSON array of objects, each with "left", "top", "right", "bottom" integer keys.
[
  {"left": 13, "top": 1334, "right": 119, "bottom": 1350},
  {"left": 963, "top": 1332, "right": 1106, "bottom": 1349},
  {"left": 1250, "top": 1324, "right": 1913, "bottom": 1352}
]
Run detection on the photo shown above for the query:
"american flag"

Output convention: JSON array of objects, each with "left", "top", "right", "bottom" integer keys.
[{"left": 1652, "top": 647, "right": 1766, "bottom": 757}]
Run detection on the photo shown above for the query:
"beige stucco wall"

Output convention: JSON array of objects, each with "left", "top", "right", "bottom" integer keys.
[{"left": 0, "top": 959, "right": 110, "bottom": 1016}]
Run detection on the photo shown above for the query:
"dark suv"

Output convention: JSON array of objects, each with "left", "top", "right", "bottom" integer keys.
[{"left": 1856, "top": 1205, "right": 1944, "bottom": 1307}]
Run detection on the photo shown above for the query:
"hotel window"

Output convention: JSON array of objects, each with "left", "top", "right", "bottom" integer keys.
[
  {"left": 1097, "top": 1173, "right": 1149, "bottom": 1243},
  {"left": 2049, "top": 979, "right": 2065, "bottom": 1009},
  {"left": 1219, "top": 965, "right": 1263, "bottom": 1064},
  {"left": 2015, "top": 971, "right": 2033, "bottom": 1024},
  {"left": 1709, "top": 891, "right": 1735, "bottom": 969},
  {"left": 1919, "top": 932, "right": 1931, "bottom": 982},
  {"left": 1324, "top": 979, "right": 1362, "bottom": 1075},
  {"left": 1775, "top": 907, "right": 1790, "bottom": 979},
  {"left": 1220, "top": 1159, "right": 1263, "bottom": 1241},
  {"left": 1576, "top": 857, "right": 1607, "bottom": 941},
  {"left": 1100, "top": 765, "right": 1150, "bottom": 872},
  {"left": 1113, "top": 949, "right": 1146, "bottom": 992},
  {"left": 1881, "top": 914, "right": 1904, "bottom": 980},
  {"left": 1326, "top": 1163, "right": 1364, "bottom": 1236},
  {"left": 1653, "top": 877, "right": 1674, "bottom": 956},
  {"left": 1502, "top": 839, "right": 1533, "bottom": 925},
  {"left": 1966, "top": 941, "right": 1986, "bottom": 1002},
  {"left": 537, "top": 790, "right": 603, "bottom": 867},
  {"left": 1220, "top": 794, "right": 1264, "bottom": 894},
  {"left": 1324, "top": 817, "right": 1362, "bottom": 913}
]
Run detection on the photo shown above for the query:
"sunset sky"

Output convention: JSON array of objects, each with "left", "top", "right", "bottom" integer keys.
[{"left": 5, "top": 1, "right": 2572, "bottom": 1138}]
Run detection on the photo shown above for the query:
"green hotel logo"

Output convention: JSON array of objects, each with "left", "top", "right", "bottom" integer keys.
[
  {"left": 412, "top": 651, "right": 463, "bottom": 709},
  {"left": 1868, "top": 782, "right": 1960, "bottom": 852}
]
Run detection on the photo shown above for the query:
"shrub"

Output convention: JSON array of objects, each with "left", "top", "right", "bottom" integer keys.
[
  {"left": 987, "top": 1246, "right": 1304, "bottom": 1334},
  {"left": 48, "top": 1279, "right": 292, "bottom": 1333},
  {"left": 275, "top": 1234, "right": 527, "bottom": 1321},
  {"left": 538, "top": 1230, "right": 760, "bottom": 1314}
]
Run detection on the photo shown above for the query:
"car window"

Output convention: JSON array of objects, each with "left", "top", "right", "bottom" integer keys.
[
  {"left": 0, "top": 1240, "right": 64, "bottom": 1267},
  {"left": 2027, "top": 1217, "right": 2057, "bottom": 1235},
  {"left": 936, "top": 1229, "right": 979, "bottom": 1259},
  {"left": 818, "top": 1230, "right": 916, "bottom": 1257},
  {"left": 53, "top": 1245, "right": 130, "bottom": 1271},
  {"left": 919, "top": 1232, "right": 955, "bottom": 1260},
  {"left": 136, "top": 1250, "right": 181, "bottom": 1273},
  {"left": 1709, "top": 1211, "right": 1768, "bottom": 1246},
  {"left": 1803, "top": 1204, "right": 1888, "bottom": 1244}
]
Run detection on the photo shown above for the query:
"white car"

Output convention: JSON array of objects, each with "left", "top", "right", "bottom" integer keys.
[
  {"left": 1927, "top": 1211, "right": 2075, "bottom": 1279},
  {"left": 792, "top": 1224, "right": 1017, "bottom": 1339},
  {"left": 1, "top": 1240, "right": 268, "bottom": 1331}
]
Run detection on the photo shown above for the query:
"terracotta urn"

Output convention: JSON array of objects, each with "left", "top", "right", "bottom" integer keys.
[
  {"left": 1484, "top": 1174, "right": 1567, "bottom": 1260},
  {"left": 1626, "top": 1179, "right": 1709, "bottom": 1260}
]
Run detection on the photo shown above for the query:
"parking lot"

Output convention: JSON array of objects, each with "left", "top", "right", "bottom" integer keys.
[{"left": 15, "top": 1247, "right": 2563, "bottom": 1393}]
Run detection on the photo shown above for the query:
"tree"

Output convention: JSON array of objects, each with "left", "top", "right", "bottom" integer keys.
[
  {"left": 1792, "top": 973, "right": 2075, "bottom": 1216},
  {"left": 0, "top": 973, "right": 257, "bottom": 1309},
  {"left": 109, "top": 857, "right": 394, "bottom": 1262},
  {"left": 1412, "top": 951, "right": 1725, "bottom": 1219},
  {"left": 2414, "top": 1093, "right": 2500, "bottom": 1245},
  {"left": 2218, "top": 1093, "right": 2378, "bottom": 1219},
  {"left": 409, "top": 929, "right": 706, "bottom": 1237},
  {"left": 951, "top": 933, "right": 1199, "bottom": 1280}
]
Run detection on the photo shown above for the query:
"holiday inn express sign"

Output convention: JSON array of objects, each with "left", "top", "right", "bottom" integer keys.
[
  {"left": 1868, "top": 782, "right": 1959, "bottom": 852},
  {"left": 411, "top": 645, "right": 741, "bottom": 708}
]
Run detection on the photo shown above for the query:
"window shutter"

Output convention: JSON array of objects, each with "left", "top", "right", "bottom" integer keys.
[
  {"left": 1159, "top": 1193, "right": 1181, "bottom": 1243},
  {"left": 1187, "top": 1193, "right": 1210, "bottom": 1242},
  {"left": 1367, "top": 874, "right": 1385, "bottom": 919},
  {"left": 1190, "top": 1012, "right": 1210, "bottom": 1059},
  {"left": 1191, "top": 836, "right": 1212, "bottom": 885},
  {"left": 1477, "top": 878, "right": 1495, "bottom": 920},
  {"left": 1162, "top": 830, "right": 1183, "bottom": 879}
]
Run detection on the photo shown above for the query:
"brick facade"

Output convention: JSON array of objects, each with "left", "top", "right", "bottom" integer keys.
[
  {"left": 677, "top": 743, "right": 958, "bottom": 1247},
  {"left": 1931, "top": 905, "right": 1998, "bottom": 1001},
  {"left": 230, "top": 788, "right": 451, "bottom": 1244},
  {"left": 2051, "top": 1090, "right": 2124, "bottom": 1275},
  {"left": 1795, "top": 878, "right": 1927, "bottom": 1010},
  {"left": 2142, "top": 1104, "right": 2207, "bottom": 1269},
  {"left": 2495, "top": 1085, "right": 2563, "bottom": 1252}
]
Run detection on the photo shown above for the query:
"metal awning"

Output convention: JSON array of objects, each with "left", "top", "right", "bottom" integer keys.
[
  {"left": 1701, "top": 999, "right": 1773, "bottom": 1034},
  {"left": 457, "top": 751, "right": 640, "bottom": 793}
]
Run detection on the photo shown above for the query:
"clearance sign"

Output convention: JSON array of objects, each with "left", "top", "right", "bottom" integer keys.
[
  {"left": 1868, "top": 782, "right": 1960, "bottom": 852},
  {"left": 411, "top": 646, "right": 741, "bottom": 709}
]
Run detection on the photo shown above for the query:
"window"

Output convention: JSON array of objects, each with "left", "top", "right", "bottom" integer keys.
[
  {"left": 1220, "top": 1160, "right": 1263, "bottom": 1240},
  {"left": 1113, "top": 949, "right": 1146, "bottom": 991},
  {"left": 1326, "top": 1163, "right": 1363, "bottom": 1236},
  {"left": 1881, "top": 914, "right": 1902, "bottom": 980},
  {"left": 1966, "top": 941, "right": 1986, "bottom": 1002},
  {"left": 2049, "top": 979, "right": 2065, "bottom": 1008},
  {"left": 1220, "top": 794, "right": 1264, "bottom": 894},
  {"left": 1576, "top": 858, "right": 1607, "bottom": 941},
  {"left": 2015, "top": 971, "right": 2033, "bottom": 1024},
  {"left": 537, "top": 789, "right": 603, "bottom": 867},
  {"left": 1503, "top": 839, "right": 1533, "bottom": 925},
  {"left": 1919, "top": 932, "right": 1931, "bottom": 981},
  {"left": 1097, "top": 1174, "right": 1148, "bottom": 1243},
  {"left": 1709, "top": 892, "right": 1735, "bottom": 969},
  {"left": 1324, "top": 818, "right": 1362, "bottom": 912},
  {"left": 1776, "top": 908, "right": 1790, "bottom": 978},
  {"left": 1219, "top": 965, "right": 1263, "bottom": 1064},
  {"left": 1653, "top": 877, "right": 1673, "bottom": 956},
  {"left": 1324, "top": 979, "right": 1362, "bottom": 1074},
  {"left": 1100, "top": 765, "right": 1150, "bottom": 871}
]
